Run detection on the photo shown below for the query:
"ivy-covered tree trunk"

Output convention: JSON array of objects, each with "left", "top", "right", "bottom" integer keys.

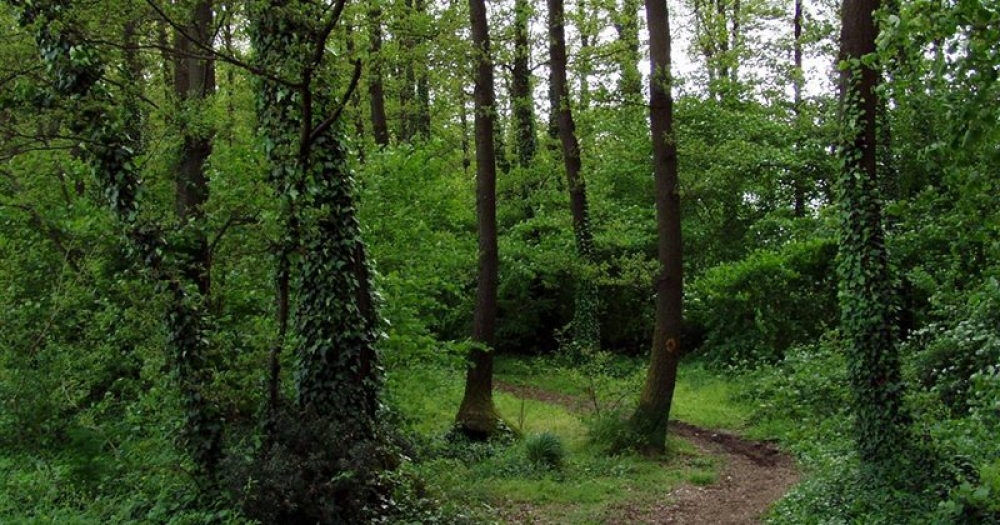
[
  {"left": 9, "top": 0, "right": 223, "bottom": 487},
  {"left": 251, "top": 0, "right": 382, "bottom": 434},
  {"left": 836, "top": 0, "right": 911, "bottom": 482},
  {"left": 549, "top": 0, "right": 600, "bottom": 356},
  {"left": 456, "top": 0, "right": 503, "bottom": 439},
  {"left": 631, "top": 0, "right": 683, "bottom": 456},
  {"left": 173, "top": 0, "right": 215, "bottom": 297},
  {"left": 511, "top": 0, "right": 537, "bottom": 168}
]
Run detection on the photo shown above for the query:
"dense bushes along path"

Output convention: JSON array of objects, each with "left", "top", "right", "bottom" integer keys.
[{"left": 496, "top": 382, "right": 799, "bottom": 524}]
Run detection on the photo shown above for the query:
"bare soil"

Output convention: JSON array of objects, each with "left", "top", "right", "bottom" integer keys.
[{"left": 495, "top": 381, "right": 800, "bottom": 524}]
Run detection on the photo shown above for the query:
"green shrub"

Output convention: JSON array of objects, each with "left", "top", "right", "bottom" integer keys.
[
  {"left": 584, "top": 408, "right": 640, "bottom": 456},
  {"left": 524, "top": 432, "right": 566, "bottom": 471},
  {"left": 688, "top": 237, "right": 838, "bottom": 367},
  {"left": 906, "top": 278, "right": 1000, "bottom": 414}
]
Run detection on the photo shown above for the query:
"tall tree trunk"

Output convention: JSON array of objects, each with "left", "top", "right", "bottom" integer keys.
[
  {"left": 631, "top": 0, "right": 683, "bottom": 456},
  {"left": 730, "top": 0, "right": 741, "bottom": 85},
  {"left": 174, "top": 0, "right": 215, "bottom": 297},
  {"left": 347, "top": 22, "right": 367, "bottom": 164},
  {"left": 368, "top": 6, "right": 390, "bottom": 147},
  {"left": 836, "top": 0, "right": 910, "bottom": 483},
  {"left": 399, "top": 0, "right": 417, "bottom": 143},
  {"left": 414, "top": 0, "right": 432, "bottom": 139},
  {"left": 792, "top": 0, "right": 806, "bottom": 216},
  {"left": 511, "top": 0, "right": 537, "bottom": 168},
  {"left": 614, "top": 0, "right": 643, "bottom": 103},
  {"left": 172, "top": 0, "right": 223, "bottom": 488},
  {"left": 456, "top": 0, "right": 503, "bottom": 439},
  {"left": 715, "top": 0, "right": 730, "bottom": 90},
  {"left": 252, "top": 0, "right": 383, "bottom": 434},
  {"left": 576, "top": 0, "right": 593, "bottom": 110},
  {"left": 549, "top": 0, "right": 599, "bottom": 355}
]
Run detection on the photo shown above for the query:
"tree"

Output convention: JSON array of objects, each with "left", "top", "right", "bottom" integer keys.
[
  {"left": 835, "top": 0, "right": 911, "bottom": 482},
  {"left": 613, "top": 0, "right": 643, "bottom": 103},
  {"left": 511, "top": 0, "right": 537, "bottom": 168},
  {"left": 549, "top": 0, "right": 599, "bottom": 355},
  {"left": 631, "top": 0, "right": 683, "bottom": 456},
  {"left": 250, "top": 0, "right": 382, "bottom": 432},
  {"left": 792, "top": 0, "right": 806, "bottom": 216},
  {"left": 8, "top": 0, "right": 225, "bottom": 489},
  {"left": 455, "top": 0, "right": 504, "bottom": 438},
  {"left": 368, "top": 5, "right": 390, "bottom": 147}
]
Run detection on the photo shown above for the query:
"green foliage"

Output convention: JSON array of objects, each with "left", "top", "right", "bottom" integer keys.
[
  {"left": 688, "top": 237, "right": 838, "bottom": 366},
  {"left": 229, "top": 406, "right": 439, "bottom": 524},
  {"left": 906, "top": 279, "right": 1000, "bottom": 413},
  {"left": 584, "top": 408, "right": 641, "bottom": 457},
  {"left": 524, "top": 432, "right": 566, "bottom": 471}
]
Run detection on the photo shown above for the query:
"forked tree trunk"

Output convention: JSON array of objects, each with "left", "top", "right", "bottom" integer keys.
[
  {"left": 631, "top": 0, "right": 683, "bottom": 456},
  {"left": 456, "top": 0, "right": 503, "bottom": 438}
]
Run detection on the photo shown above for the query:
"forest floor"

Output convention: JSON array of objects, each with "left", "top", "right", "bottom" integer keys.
[{"left": 495, "top": 381, "right": 800, "bottom": 524}]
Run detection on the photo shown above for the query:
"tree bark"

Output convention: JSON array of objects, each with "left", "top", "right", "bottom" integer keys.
[
  {"left": 368, "top": 6, "right": 390, "bottom": 147},
  {"left": 456, "top": 0, "right": 503, "bottom": 438},
  {"left": 414, "top": 0, "right": 432, "bottom": 139},
  {"left": 550, "top": 0, "right": 599, "bottom": 354},
  {"left": 631, "top": 0, "right": 683, "bottom": 456},
  {"left": 511, "top": 0, "right": 537, "bottom": 168},
  {"left": 614, "top": 0, "right": 643, "bottom": 103},
  {"left": 173, "top": 0, "right": 215, "bottom": 297},
  {"left": 792, "top": 0, "right": 806, "bottom": 216},
  {"left": 836, "top": 0, "right": 910, "bottom": 482}
]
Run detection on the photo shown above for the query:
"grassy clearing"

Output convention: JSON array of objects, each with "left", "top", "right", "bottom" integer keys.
[
  {"left": 494, "top": 355, "right": 753, "bottom": 431},
  {"left": 386, "top": 355, "right": 754, "bottom": 523}
]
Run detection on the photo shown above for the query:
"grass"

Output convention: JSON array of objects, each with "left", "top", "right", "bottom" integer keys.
[
  {"left": 386, "top": 354, "right": 756, "bottom": 523},
  {"left": 494, "top": 354, "right": 753, "bottom": 431}
]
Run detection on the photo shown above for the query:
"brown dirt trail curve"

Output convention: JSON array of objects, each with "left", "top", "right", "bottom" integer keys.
[{"left": 495, "top": 381, "right": 800, "bottom": 524}]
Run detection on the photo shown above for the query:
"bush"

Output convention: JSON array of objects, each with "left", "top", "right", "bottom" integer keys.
[
  {"left": 688, "top": 237, "right": 838, "bottom": 367},
  {"left": 906, "top": 278, "right": 1000, "bottom": 414},
  {"left": 524, "top": 433, "right": 566, "bottom": 471},
  {"left": 230, "top": 406, "right": 416, "bottom": 524},
  {"left": 584, "top": 408, "right": 640, "bottom": 457}
]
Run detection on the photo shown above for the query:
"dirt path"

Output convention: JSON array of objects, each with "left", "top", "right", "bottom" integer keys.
[{"left": 496, "top": 382, "right": 800, "bottom": 524}]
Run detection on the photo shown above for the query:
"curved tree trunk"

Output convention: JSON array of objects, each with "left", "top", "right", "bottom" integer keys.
[
  {"left": 631, "top": 0, "right": 683, "bottom": 456},
  {"left": 456, "top": 0, "right": 503, "bottom": 439}
]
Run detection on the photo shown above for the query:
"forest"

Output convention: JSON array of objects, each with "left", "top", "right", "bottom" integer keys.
[{"left": 1, "top": 0, "right": 998, "bottom": 522}]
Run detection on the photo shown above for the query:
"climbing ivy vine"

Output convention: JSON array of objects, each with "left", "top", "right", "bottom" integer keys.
[
  {"left": 248, "top": 0, "right": 383, "bottom": 434},
  {"left": 6, "top": 0, "right": 223, "bottom": 489}
]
